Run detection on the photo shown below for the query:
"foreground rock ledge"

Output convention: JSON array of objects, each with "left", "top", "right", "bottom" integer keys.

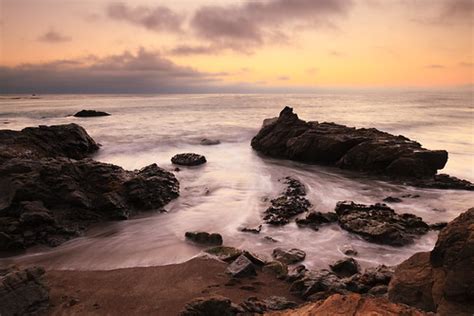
[{"left": 251, "top": 107, "right": 473, "bottom": 190}]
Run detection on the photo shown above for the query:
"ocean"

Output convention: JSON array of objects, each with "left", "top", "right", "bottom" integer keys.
[{"left": 0, "top": 91, "right": 473, "bottom": 270}]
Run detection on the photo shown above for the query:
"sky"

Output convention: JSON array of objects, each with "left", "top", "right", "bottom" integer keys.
[{"left": 0, "top": 0, "right": 473, "bottom": 93}]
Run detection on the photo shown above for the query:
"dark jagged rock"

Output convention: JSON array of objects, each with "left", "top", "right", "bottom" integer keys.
[
  {"left": 412, "top": 174, "right": 474, "bottom": 190},
  {"left": 0, "top": 159, "right": 179, "bottom": 251},
  {"left": 240, "top": 296, "right": 298, "bottom": 313},
  {"left": 171, "top": 153, "right": 207, "bottom": 166},
  {"left": 226, "top": 254, "right": 256, "bottom": 278},
  {"left": 290, "top": 269, "right": 346, "bottom": 300},
  {"left": 243, "top": 251, "right": 267, "bottom": 266},
  {"left": 240, "top": 224, "right": 262, "bottom": 234},
  {"left": 0, "top": 123, "right": 99, "bottom": 162},
  {"left": 73, "top": 109, "right": 111, "bottom": 117},
  {"left": 0, "top": 266, "right": 49, "bottom": 315},
  {"left": 263, "top": 261, "right": 289, "bottom": 279},
  {"left": 389, "top": 208, "right": 474, "bottom": 315},
  {"left": 185, "top": 232, "right": 223, "bottom": 246},
  {"left": 295, "top": 211, "right": 337, "bottom": 230},
  {"left": 200, "top": 138, "right": 220, "bottom": 146},
  {"left": 383, "top": 196, "right": 403, "bottom": 203},
  {"left": 345, "top": 265, "right": 394, "bottom": 294},
  {"left": 272, "top": 248, "right": 306, "bottom": 265},
  {"left": 252, "top": 107, "right": 473, "bottom": 190},
  {"left": 429, "top": 222, "right": 448, "bottom": 230},
  {"left": 330, "top": 257, "right": 361, "bottom": 278},
  {"left": 286, "top": 264, "right": 308, "bottom": 283},
  {"left": 180, "top": 295, "right": 242, "bottom": 316},
  {"left": 204, "top": 246, "right": 242, "bottom": 262},
  {"left": 263, "top": 177, "right": 310, "bottom": 225},
  {"left": 335, "top": 201, "right": 429, "bottom": 246}
]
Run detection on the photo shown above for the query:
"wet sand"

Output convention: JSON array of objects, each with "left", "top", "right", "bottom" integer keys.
[{"left": 45, "top": 256, "right": 300, "bottom": 315}]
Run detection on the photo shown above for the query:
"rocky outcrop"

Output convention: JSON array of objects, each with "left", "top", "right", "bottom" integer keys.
[
  {"left": 251, "top": 107, "right": 473, "bottom": 190},
  {"left": 264, "top": 177, "right": 310, "bottom": 225},
  {"left": 171, "top": 153, "right": 207, "bottom": 166},
  {"left": 267, "top": 293, "right": 429, "bottom": 316},
  {"left": 0, "top": 123, "right": 99, "bottom": 162},
  {"left": 0, "top": 266, "right": 49, "bottom": 315},
  {"left": 180, "top": 295, "right": 241, "bottom": 316},
  {"left": 0, "top": 124, "right": 179, "bottom": 251},
  {"left": 185, "top": 232, "right": 223, "bottom": 246},
  {"left": 73, "top": 110, "right": 111, "bottom": 117},
  {"left": 295, "top": 211, "right": 337, "bottom": 231},
  {"left": 388, "top": 208, "right": 474, "bottom": 315},
  {"left": 241, "top": 296, "right": 297, "bottom": 313},
  {"left": 272, "top": 248, "right": 306, "bottom": 265},
  {"left": 335, "top": 201, "right": 429, "bottom": 246},
  {"left": 330, "top": 258, "right": 361, "bottom": 278}
]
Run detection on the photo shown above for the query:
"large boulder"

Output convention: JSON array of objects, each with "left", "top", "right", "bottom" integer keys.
[
  {"left": 335, "top": 201, "right": 429, "bottom": 246},
  {"left": 0, "top": 159, "right": 179, "bottom": 251},
  {"left": 252, "top": 107, "right": 472, "bottom": 189},
  {"left": 388, "top": 208, "right": 474, "bottom": 315},
  {"left": 226, "top": 254, "right": 257, "bottom": 278},
  {"left": 267, "top": 293, "right": 429, "bottom": 315},
  {"left": 0, "top": 123, "right": 99, "bottom": 162},
  {"left": 0, "top": 266, "right": 49, "bottom": 315}
]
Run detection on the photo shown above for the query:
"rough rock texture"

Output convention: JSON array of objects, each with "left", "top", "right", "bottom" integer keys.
[
  {"left": 272, "top": 248, "right": 306, "bottom": 265},
  {"left": 226, "top": 255, "right": 257, "bottom": 278},
  {"left": 264, "top": 177, "right": 310, "bottom": 225},
  {"left": 240, "top": 296, "right": 297, "bottom": 313},
  {"left": 0, "top": 124, "right": 179, "bottom": 251},
  {"left": 345, "top": 265, "right": 394, "bottom": 294},
  {"left": 263, "top": 261, "right": 289, "bottom": 279},
  {"left": 171, "top": 153, "right": 207, "bottom": 166},
  {"left": 204, "top": 246, "right": 243, "bottom": 262},
  {"left": 73, "top": 110, "right": 111, "bottom": 117},
  {"left": 330, "top": 258, "right": 361, "bottom": 278},
  {"left": 185, "top": 232, "right": 223, "bottom": 246},
  {"left": 335, "top": 201, "right": 429, "bottom": 246},
  {"left": 0, "top": 266, "right": 49, "bottom": 316},
  {"left": 267, "top": 293, "right": 429, "bottom": 316},
  {"left": 180, "top": 295, "right": 241, "bottom": 316},
  {"left": 0, "top": 123, "right": 99, "bottom": 162},
  {"left": 295, "top": 212, "right": 338, "bottom": 230},
  {"left": 388, "top": 208, "right": 474, "bottom": 315},
  {"left": 251, "top": 107, "right": 473, "bottom": 190}
]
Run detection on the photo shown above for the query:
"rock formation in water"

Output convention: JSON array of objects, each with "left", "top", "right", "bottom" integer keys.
[
  {"left": 171, "top": 153, "right": 207, "bottom": 166},
  {"left": 388, "top": 207, "right": 474, "bottom": 315},
  {"left": 0, "top": 124, "right": 179, "bottom": 251},
  {"left": 251, "top": 107, "right": 473, "bottom": 190},
  {"left": 73, "top": 110, "right": 111, "bottom": 117}
]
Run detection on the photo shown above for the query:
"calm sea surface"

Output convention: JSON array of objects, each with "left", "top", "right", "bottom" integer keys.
[{"left": 0, "top": 92, "right": 473, "bottom": 270}]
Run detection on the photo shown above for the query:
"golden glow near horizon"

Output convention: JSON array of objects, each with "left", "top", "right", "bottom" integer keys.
[{"left": 1, "top": 0, "right": 473, "bottom": 91}]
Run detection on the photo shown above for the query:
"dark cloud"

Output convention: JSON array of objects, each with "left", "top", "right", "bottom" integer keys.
[
  {"left": 440, "top": 0, "right": 473, "bottom": 21},
  {"left": 168, "top": 44, "right": 221, "bottom": 56},
  {"left": 190, "top": 0, "right": 353, "bottom": 48},
  {"left": 107, "top": 2, "right": 183, "bottom": 33},
  {"left": 0, "top": 48, "right": 221, "bottom": 93},
  {"left": 38, "top": 30, "right": 71, "bottom": 43},
  {"left": 425, "top": 64, "right": 445, "bottom": 69}
]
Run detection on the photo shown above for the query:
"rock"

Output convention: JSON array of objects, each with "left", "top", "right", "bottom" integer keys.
[
  {"left": 180, "top": 295, "right": 242, "bottom": 316},
  {"left": 240, "top": 296, "right": 298, "bottom": 313},
  {"left": 263, "top": 177, "right": 310, "bottom": 225},
  {"left": 368, "top": 284, "right": 388, "bottom": 296},
  {"left": 204, "top": 246, "right": 242, "bottom": 262},
  {"left": 0, "top": 266, "right": 49, "bottom": 315},
  {"left": 243, "top": 251, "right": 267, "bottom": 266},
  {"left": 226, "top": 254, "right": 256, "bottom": 278},
  {"left": 263, "top": 236, "right": 279, "bottom": 243},
  {"left": 295, "top": 211, "right": 337, "bottom": 230},
  {"left": 388, "top": 208, "right": 474, "bottom": 315},
  {"left": 263, "top": 261, "right": 289, "bottom": 279},
  {"left": 185, "top": 232, "right": 223, "bottom": 246},
  {"left": 290, "top": 269, "right": 346, "bottom": 299},
  {"left": 200, "top": 138, "right": 220, "bottom": 146},
  {"left": 383, "top": 196, "right": 403, "bottom": 203},
  {"left": 240, "top": 225, "right": 262, "bottom": 234},
  {"left": 251, "top": 107, "right": 473, "bottom": 190},
  {"left": 171, "top": 153, "right": 207, "bottom": 166},
  {"left": 0, "top": 159, "right": 179, "bottom": 251},
  {"left": 0, "top": 123, "right": 99, "bottom": 162},
  {"left": 413, "top": 174, "right": 474, "bottom": 191},
  {"left": 335, "top": 201, "right": 429, "bottom": 246},
  {"left": 340, "top": 244, "right": 358, "bottom": 256},
  {"left": 267, "top": 293, "right": 429, "bottom": 316},
  {"left": 272, "top": 248, "right": 306, "bottom": 265},
  {"left": 346, "top": 265, "right": 394, "bottom": 294},
  {"left": 330, "top": 257, "right": 361, "bottom": 278},
  {"left": 429, "top": 222, "right": 448, "bottom": 230},
  {"left": 73, "top": 109, "right": 111, "bottom": 117},
  {"left": 286, "top": 264, "right": 308, "bottom": 283}
]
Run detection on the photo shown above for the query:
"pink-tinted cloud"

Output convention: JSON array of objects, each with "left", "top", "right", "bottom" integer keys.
[{"left": 38, "top": 30, "right": 71, "bottom": 43}]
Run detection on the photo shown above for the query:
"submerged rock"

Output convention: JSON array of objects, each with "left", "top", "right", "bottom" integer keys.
[
  {"left": 185, "top": 232, "right": 223, "bottom": 246},
  {"left": 263, "top": 177, "right": 311, "bottom": 225},
  {"left": 200, "top": 138, "right": 220, "bottom": 146},
  {"left": 335, "top": 201, "right": 429, "bottom": 246},
  {"left": 383, "top": 196, "right": 403, "bottom": 203},
  {"left": 388, "top": 207, "right": 474, "bottom": 315},
  {"left": 171, "top": 153, "right": 207, "bottom": 166},
  {"left": 295, "top": 211, "right": 337, "bottom": 230},
  {"left": 251, "top": 107, "right": 473, "bottom": 190},
  {"left": 272, "top": 248, "right": 306, "bottom": 265},
  {"left": 73, "top": 109, "right": 111, "bottom": 117},
  {"left": 0, "top": 266, "right": 49, "bottom": 315}
]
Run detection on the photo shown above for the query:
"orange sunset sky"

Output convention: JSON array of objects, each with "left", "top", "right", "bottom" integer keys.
[{"left": 0, "top": 0, "right": 473, "bottom": 93}]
